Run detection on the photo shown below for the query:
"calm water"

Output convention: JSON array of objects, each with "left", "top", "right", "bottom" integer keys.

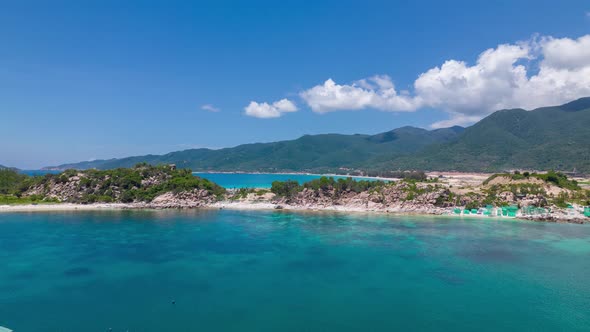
[
  {"left": 193, "top": 172, "right": 380, "bottom": 188},
  {"left": 1, "top": 211, "right": 589, "bottom": 331},
  {"left": 17, "top": 171, "right": 378, "bottom": 188},
  {"left": 19, "top": 170, "right": 61, "bottom": 176}
]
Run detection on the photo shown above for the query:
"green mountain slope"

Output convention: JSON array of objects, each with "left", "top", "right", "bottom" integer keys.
[
  {"left": 45, "top": 97, "right": 590, "bottom": 173},
  {"left": 0, "top": 164, "right": 18, "bottom": 171},
  {"left": 47, "top": 126, "right": 465, "bottom": 172},
  {"left": 389, "top": 97, "right": 590, "bottom": 172}
]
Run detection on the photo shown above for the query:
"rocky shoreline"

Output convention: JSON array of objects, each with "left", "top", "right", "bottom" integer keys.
[
  {"left": 1, "top": 200, "right": 587, "bottom": 224},
  {"left": 1, "top": 165, "right": 588, "bottom": 224}
]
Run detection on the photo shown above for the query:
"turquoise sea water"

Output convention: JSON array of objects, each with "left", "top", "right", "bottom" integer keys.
[
  {"left": 1, "top": 211, "right": 589, "bottom": 331},
  {"left": 193, "top": 172, "right": 380, "bottom": 188},
  {"left": 17, "top": 171, "right": 377, "bottom": 189},
  {"left": 19, "top": 170, "right": 62, "bottom": 176}
]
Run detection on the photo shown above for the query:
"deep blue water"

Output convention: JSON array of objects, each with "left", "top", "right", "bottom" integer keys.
[
  {"left": 0, "top": 210, "right": 589, "bottom": 331},
  {"left": 193, "top": 172, "right": 380, "bottom": 188}
]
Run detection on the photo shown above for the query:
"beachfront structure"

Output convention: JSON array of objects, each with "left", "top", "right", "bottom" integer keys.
[
  {"left": 455, "top": 205, "right": 523, "bottom": 218},
  {"left": 521, "top": 206, "right": 548, "bottom": 215}
]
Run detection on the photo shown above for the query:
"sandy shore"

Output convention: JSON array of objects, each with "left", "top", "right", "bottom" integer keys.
[
  {"left": 0, "top": 203, "right": 135, "bottom": 212},
  {"left": 0, "top": 202, "right": 479, "bottom": 218},
  {"left": 0, "top": 202, "right": 442, "bottom": 214},
  {"left": 0, "top": 202, "right": 586, "bottom": 224}
]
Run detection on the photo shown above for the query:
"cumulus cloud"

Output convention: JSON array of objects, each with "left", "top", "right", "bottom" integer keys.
[
  {"left": 298, "top": 34, "right": 590, "bottom": 127},
  {"left": 300, "top": 75, "right": 420, "bottom": 113},
  {"left": 244, "top": 99, "right": 298, "bottom": 118},
  {"left": 429, "top": 115, "right": 486, "bottom": 129},
  {"left": 201, "top": 104, "right": 220, "bottom": 112}
]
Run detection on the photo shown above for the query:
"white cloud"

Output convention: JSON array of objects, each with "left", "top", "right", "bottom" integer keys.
[
  {"left": 244, "top": 99, "right": 298, "bottom": 118},
  {"left": 300, "top": 75, "right": 420, "bottom": 113},
  {"left": 541, "top": 35, "right": 590, "bottom": 70},
  {"left": 413, "top": 43, "right": 532, "bottom": 118},
  {"left": 429, "top": 115, "right": 486, "bottom": 129},
  {"left": 297, "top": 34, "right": 590, "bottom": 127},
  {"left": 201, "top": 104, "right": 220, "bottom": 112}
]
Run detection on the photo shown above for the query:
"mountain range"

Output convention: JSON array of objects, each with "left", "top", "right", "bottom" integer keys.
[
  {"left": 44, "top": 97, "right": 590, "bottom": 173},
  {"left": 0, "top": 165, "right": 18, "bottom": 171}
]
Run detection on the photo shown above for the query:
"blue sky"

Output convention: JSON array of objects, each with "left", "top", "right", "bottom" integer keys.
[{"left": 1, "top": 0, "right": 590, "bottom": 168}]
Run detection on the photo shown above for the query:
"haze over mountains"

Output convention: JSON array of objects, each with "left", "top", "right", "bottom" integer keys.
[
  {"left": 0, "top": 165, "right": 18, "bottom": 171},
  {"left": 45, "top": 98, "right": 590, "bottom": 173}
]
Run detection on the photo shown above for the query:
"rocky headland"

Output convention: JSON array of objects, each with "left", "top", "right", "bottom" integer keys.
[{"left": 1, "top": 166, "right": 589, "bottom": 224}]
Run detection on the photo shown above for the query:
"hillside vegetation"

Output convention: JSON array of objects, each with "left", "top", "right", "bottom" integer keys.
[
  {"left": 475, "top": 171, "right": 589, "bottom": 209},
  {"left": 47, "top": 126, "right": 465, "bottom": 172},
  {"left": 268, "top": 171, "right": 590, "bottom": 212},
  {"left": 390, "top": 98, "right": 590, "bottom": 172},
  {"left": 45, "top": 97, "right": 590, "bottom": 173},
  {"left": 483, "top": 171, "right": 581, "bottom": 190},
  {"left": 0, "top": 164, "right": 225, "bottom": 204}
]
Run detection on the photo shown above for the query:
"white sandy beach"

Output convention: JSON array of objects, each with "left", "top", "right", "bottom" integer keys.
[
  {"left": 1, "top": 201, "right": 586, "bottom": 224},
  {"left": 0, "top": 201, "right": 441, "bottom": 214},
  {"left": 0, "top": 201, "right": 459, "bottom": 216},
  {"left": 0, "top": 203, "right": 135, "bottom": 212}
]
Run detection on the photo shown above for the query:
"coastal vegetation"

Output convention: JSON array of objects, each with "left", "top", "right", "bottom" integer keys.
[
  {"left": 0, "top": 194, "right": 59, "bottom": 205},
  {"left": 0, "top": 164, "right": 225, "bottom": 204},
  {"left": 0, "top": 169, "right": 56, "bottom": 204},
  {"left": 230, "top": 188, "right": 270, "bottom": 200},
  {"left": 271, "top": 177, "right": 387, "bottom": 198},
  {"left": 0, "top": 169, "right": 27, "bottom": 195},
  {"left": 266, "top": 171, "right": 590, "bottom": 214},
  {"left": 365, "top": 170, "right": 429, "bottom": 181},
  {"left": 483, "top": 170, "right": 581, "bottom": 191},
  {"left": 475, "top": 171, "right": 590, "bottom": 208},
  {"left": 1, "top": 166, "right": 588, "bottom": 222}
]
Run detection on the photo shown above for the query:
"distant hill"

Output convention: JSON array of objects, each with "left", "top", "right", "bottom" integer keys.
[
  {"left": 46, "top": 126, "right": 465, "bottom": 172},
  {"left": 388, "top": 97, "right": 590, "bottom": 172},
  {"left": 0, "top": 164, "right": 18, "bottom": 171},
  {"left": 45, "top": 97, "right": 590, "bottom": 173}
]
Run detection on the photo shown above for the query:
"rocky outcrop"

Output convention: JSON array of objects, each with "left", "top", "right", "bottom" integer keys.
[
  {"left": 271, "top": 182, "right": 452, "bottom": 214},
  {"left": 26, "top": 174, "right": 89, "bottom": 201},
  {"left": 498, "top": 191, "right": 516, "bottom": 204},
  {"left": 21, "top": 165, "right": 225, "bottom": 206},
  {"left": 148, "top": 190, "right": 218, "bottom": 208},
  {"left": 519, "top": 214, "right": 587, "bottom": 224},
  {"left": 519, "top": 194, "right": 548, "bottom": 207}
]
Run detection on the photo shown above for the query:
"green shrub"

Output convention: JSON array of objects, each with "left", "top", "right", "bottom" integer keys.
[
  {"left": 533, "top": 171, "right": 580, "bottom": 190},
  {"left": 0, "top": 169, "right": 27, "bottom": 195},
  {"left": 271, "top": 180, "right": 302, "bottom": 198}
]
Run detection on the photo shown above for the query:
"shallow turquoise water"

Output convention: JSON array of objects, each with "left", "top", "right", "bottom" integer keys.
[
  {"left": 193, "top": 172, "right": 380, "bottom": 188},
  {"left": 17, "top": 171, "right": 378, "bottom": 188},
  {"left": 0, "top": 211, "right": 589, "bottom": 331},
  {"left": 19, "top": 170, "right": 61, "bottom": 176}
]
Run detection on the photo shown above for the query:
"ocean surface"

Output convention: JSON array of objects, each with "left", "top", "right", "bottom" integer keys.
[
  {"left": 1, "top": 210, "right": 589, "bottom": 331},
  {"left": 193, "top": 172, "right": 380, "bottom": 188},
  {"left": 18, "top": 171, "right": 378, "bottom": 189},
  {"left": 19, "top": 169, "right": 62, "bottom": 176}
]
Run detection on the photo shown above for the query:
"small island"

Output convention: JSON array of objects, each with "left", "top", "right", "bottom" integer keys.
[{"left": 1, "top": 164, "right": 589, "bottom": 223}]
